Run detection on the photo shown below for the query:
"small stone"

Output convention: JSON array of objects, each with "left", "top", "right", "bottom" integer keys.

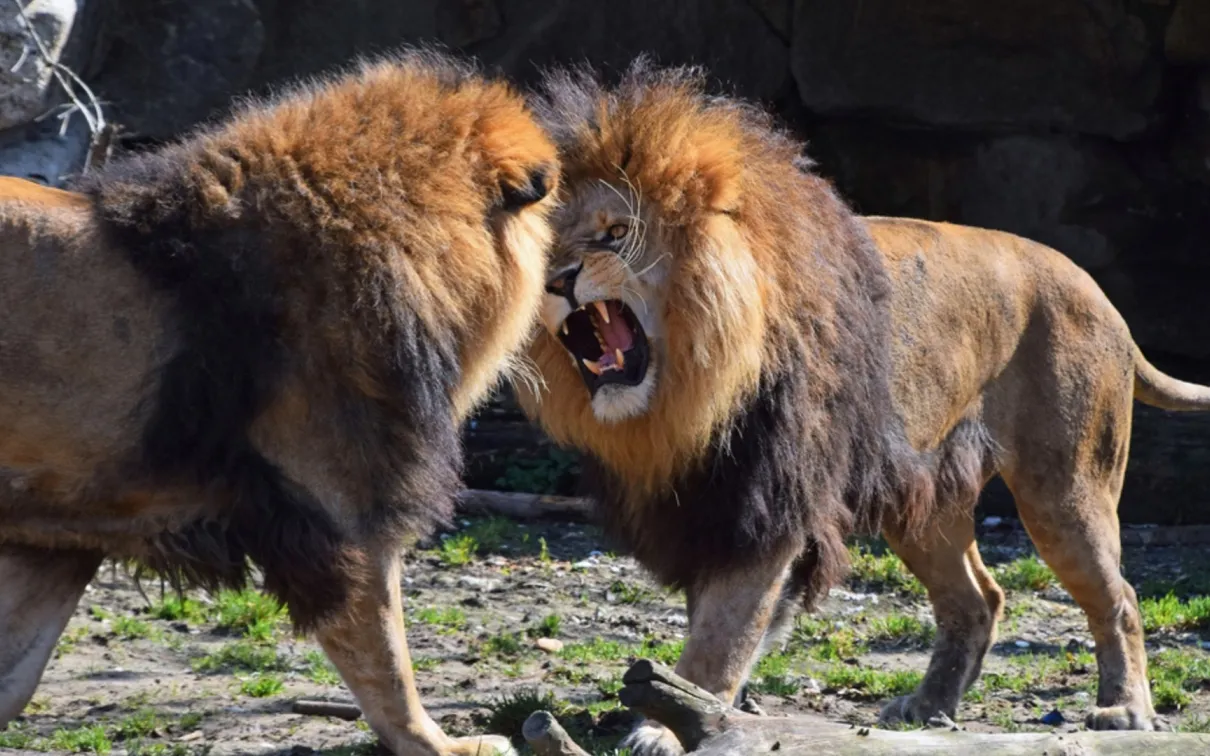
[
  {"left": 571, "top": 559, "right": 595, "bottom": 570},
  {"left": 457, "top": 576, "right": 501, "bottom": 592},
  {"left": 1014, "top": 640, "right": 1031, "bottom": 649},
  {"left": 536, "top": 637, "right": 564, "bottom": 654},
  {"left": 982, "top": 516, "right": 1003, "bottom": 527},
  {"left": 178, "top": 731, "right": 204, "bottom": 742}
]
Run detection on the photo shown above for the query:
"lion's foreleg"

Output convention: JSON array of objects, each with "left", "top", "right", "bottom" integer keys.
[
  {"left": 0, "top": 545, "right": 102, "bottom": 725},
  {"left": 313, "top": 542, "right": 513, "bottom": 756}
]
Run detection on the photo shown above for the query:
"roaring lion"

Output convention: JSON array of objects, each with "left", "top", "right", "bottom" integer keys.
[
  {"left": 0, "top": 50, "right": 557, "bottom": 755},
  {"left": 516, "top": 60, "right": 1210, "bottom": 753}
]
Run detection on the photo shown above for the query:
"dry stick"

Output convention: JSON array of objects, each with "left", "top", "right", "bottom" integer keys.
[
  {"left": 522, "top": 711, "right": 591, "bottom": 756},
  {"left": 9, "top": 0, "right": 113, "bottom": 173},
  {"left": 455, "top": 489, "right": 593, "bottom": 521},
  {"left": 292, "top": 699, "right": 363, "bottom": 721}
]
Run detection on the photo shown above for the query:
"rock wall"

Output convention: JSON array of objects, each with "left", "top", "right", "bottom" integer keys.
[{"left": 6, "top": 0, "right": 1209, "bottom": 523}]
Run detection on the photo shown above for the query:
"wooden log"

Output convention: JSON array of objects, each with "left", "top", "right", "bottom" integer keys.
[
  {"left": 455, "top": 489, "right": 593, "bottom": 521},
  {"left": 522, "top": 710, "right": 591, "bottom": 756},
  {"left": 292, "top": 699, "right": 362, "bottom": 721},
  {"left": 620, "top": 659, "right": 1210, "bottom": 755}
]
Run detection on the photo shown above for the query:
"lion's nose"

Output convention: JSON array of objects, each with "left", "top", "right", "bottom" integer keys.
[{"left": 545, "top": 263, "right": 582, "bottom": 309}]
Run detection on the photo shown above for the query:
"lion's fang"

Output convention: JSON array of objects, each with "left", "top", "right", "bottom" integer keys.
[
  {"left": 593, "top": 300, "right": 611, "bottom": 324},
  {"left": 615, "top": 348, "right": 625, "bottom": 368},
  {"left": 582, "top": 358, "right": 603, "bottom": 376}
]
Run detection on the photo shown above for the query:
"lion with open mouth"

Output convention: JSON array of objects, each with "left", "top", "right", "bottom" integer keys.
[{"left": 516, "top": 59, "right": 1210, "bottom": 755}]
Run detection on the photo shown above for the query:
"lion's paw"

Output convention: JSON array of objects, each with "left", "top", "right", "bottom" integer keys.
[
  {"left": 620, "top": 721, "right": 686, "bottom": 756},
  {"left": 1084, "top": 705, "right": 1170, "bottom": 732},
  {"left": 877, "top": 694, "right": 956, "bottom": 728},
  {"left": 445, "top": 734, "right": 517, "bottom": 756}
]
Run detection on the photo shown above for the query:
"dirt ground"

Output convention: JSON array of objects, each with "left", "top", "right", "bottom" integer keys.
[{"left": 5, "top": 514, "right": 1210, "bottom": 755}]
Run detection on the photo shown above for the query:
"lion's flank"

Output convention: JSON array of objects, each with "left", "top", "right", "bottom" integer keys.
[{"left": 528, "top": 60, "right": 979, "bottom": 605}]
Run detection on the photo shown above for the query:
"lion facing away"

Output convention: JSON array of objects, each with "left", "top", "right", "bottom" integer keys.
[
  {"left": 0, "top": 50, "right": 557, "bottom": 755},
  {"left": 515, "top": 61, "right": 1210, "bottom": 754}
]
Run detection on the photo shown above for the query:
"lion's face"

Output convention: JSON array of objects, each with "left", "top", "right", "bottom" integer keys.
[{"left": 538, "top": 180, "right": 672, "bottom": 422}]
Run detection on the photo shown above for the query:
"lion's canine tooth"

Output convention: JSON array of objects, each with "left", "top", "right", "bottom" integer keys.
[
  {"left": 593, "top": 300, "right": 611, "bottom": 324},
  {"left": 561, "top": 321, "right": 569, "bottom": 335},
  {"left": 616, "top": 348, "right": 625, "bottom": 368},
  {"left": 582, "top": 358, "right": 603, "bottom": 376}
]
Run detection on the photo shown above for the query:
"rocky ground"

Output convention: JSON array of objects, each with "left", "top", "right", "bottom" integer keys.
[{"left": 5, "top": 515, "right": 1210, "bottom": 755}]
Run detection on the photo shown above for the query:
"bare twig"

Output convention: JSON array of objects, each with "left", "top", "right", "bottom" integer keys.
[
  {"left": 9, "top": 0, "right": 112, "bottom": 172},
  {"left": 455, "top": 489, "right": 593, "bottom": 521},
  {"left": 292, "top": 699, "right": 363, "bottom": 721}
]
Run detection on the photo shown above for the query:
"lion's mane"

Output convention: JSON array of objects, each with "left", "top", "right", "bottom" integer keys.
[{"left": 522, "top": 61, "right": 981, "bottom": 604}]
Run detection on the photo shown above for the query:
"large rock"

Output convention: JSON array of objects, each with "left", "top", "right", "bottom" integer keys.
[
  {"left": 791, "top": 0, "right": 1162, "bottom": 139},
  {"left": 90, "top": 0, "right": 263, "bottom": 140},
  {"left": 0, "top": 0, "right": 82, "bottom": 131}
]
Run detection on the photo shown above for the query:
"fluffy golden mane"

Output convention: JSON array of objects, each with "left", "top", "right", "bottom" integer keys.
[{"left": 519, "top": 60, "right": 941, "bottom": 603}]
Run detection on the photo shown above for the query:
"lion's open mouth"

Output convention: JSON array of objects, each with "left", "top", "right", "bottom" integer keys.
[{"left": 557, "top": 300, "right": 650, "bottom": 394}]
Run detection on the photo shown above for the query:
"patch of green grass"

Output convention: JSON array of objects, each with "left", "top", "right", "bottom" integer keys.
[
  {"left": 994, "top": 554, "right": 1057, "bottom": 592},
  {"left": 485, "top": 688, "right": 570, "bottom": 742},
  {"left": 179, "top": 712, "right": 204, "bottom": 731},
  {"left": 439, "top": 533, "right": 478, "bottom": 566},
  {"left": 413, "top": 656, "right": 440, "bottom": 672},
  {"left": 1149, "top": 648, "right": 1210, "bottom": 711},
  {"left": 212, "top": 589, "right": 286, "bottom": 641},
  {"left": 528, "top": 614, "right": 562, "bottom": 638},
  {"left": 56, "top": 625, "right": 90, "bottom": 658},
  {"left": 113, "top": 708, "right": 160, "bottom": 740},
  {"left": 607, "top": 580, "right": 655, "bottom": 605},
  {"left": 0, "top": 722, "right": 35, "bottom": 749},
  {"left": 462, "top": 516, "right": 525, "bottom": 553},
  {"left": 112, "top": 615, "right": 154, "bottom": 640},
  {"left": 494, "top": 448, "right": 580, "bottom": 495},
  {"left": 559, "top": 638, "right": 631, "bottom": 664},
  {"left": 1140, "top": 593, "right": 1210, "bottom": 634},
  {"left": 980, "top": 650, "right": 1095, "bottom": 695},
  {"left": 791, "top": 617, "right": 865, "bottom": 661},
  {"left": 240, "top": 673, "right": 285, "bottom": 698},
  {"left": 150, "top": 595, "right": 209, "bottom": 624},
  {"left": 48, "top": 724, "right": 112, "bottom": 754},
  {"left": 485, "top": 631, "right": 524, "bottom": 657},
  {"left": 1179, "top": 714, "right": 1210, "bottom": 733},
  {"left": 414, "top": 606, "right": 468, "bottom": 632},
  {"left": 193, "top": 640, "right": 288, "bottom": 673},
  {"left": 89, "top": 605, "right": 111, "bottom": 621},
  {"left": 302, "top": 649, "right": 342, "bottom": 686},
  {"left": 823, "top": 665, "right": 921, "bottom": 699},
  {"left": 750, "top": 652, "right": 801, "bottom": 697},
  {"left": 639, "top": 637, "right": 684, "bottom": 666},
  {"left": 126, "top": 742, "right": 194, "bottom": 756},
  {"left": 866, "top": 615, "right": 936, "bottom": 647},
  {"left": 846, "top": 542, "right": 925, "bottom": 597}
]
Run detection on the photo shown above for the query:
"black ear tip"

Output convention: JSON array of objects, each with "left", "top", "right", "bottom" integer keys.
[{"left": 499, "top": 163, "right": 556, "bottom": 211}]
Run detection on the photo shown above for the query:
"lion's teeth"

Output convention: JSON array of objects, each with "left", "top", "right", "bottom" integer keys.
[
  {"left": 593, "top": 300, "right": 611, "bottom": 324},
  {"left": 615, "top": 348, "right": 625, "bottom": 368},
  {"left": 582, "top": 358, "right": 603, "bottom": 376},
  {"left": 561, "top": 321, "right": 569, "bottom": 335}
]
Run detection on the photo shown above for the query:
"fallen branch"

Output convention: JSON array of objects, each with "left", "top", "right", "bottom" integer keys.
[
  {"left": 292, "top": 699, "right": 362, "bottom": 721},
  {"left": 620, "top": 659, "right": 1210, "bottom": 755},
  {"left": 456, "top": 489, "right": 593, "bottom": 521},
  {"left": 522, "top": 711, "right": 591, "bottom": 756}
]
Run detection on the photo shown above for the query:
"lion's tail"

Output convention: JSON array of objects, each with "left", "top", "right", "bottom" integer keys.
[{"left": 1134, "top": 349, "right": 1210, "bottom": 412}]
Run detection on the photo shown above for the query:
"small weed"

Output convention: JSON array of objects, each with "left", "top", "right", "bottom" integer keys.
[
  {"left": 112, "top": 616, "right": 154, "bottom": 640},
  {"left": 463, "top": 517, "right": 523, "bottom": 553},
  {"left": 414, "top": 606, "right": 468, "bottom": 632},
  {"left": 89, "top": 605, "right": 111, "bottom": 621},
  {"left": 179, "top": 712, "right": 204, "bottom": 730},
  {"left": 866, "top": 615, "right": 936, "bottom": 647},
  {"left": 559, "top": 638, "right": 631, "bottom": 664},
  {"left": 823, "top": 665, "right": 921, "bottom": 699},
  {"left": 528, "top": 614, "right": 562, "bottom": 639},
  {"left": 538, "top": 537, "right": 551, "bottom": 564},
  {"left": 494, "top": 448, "right": 580, "bottom": 495},
  {"left": 1180, "top": 714, "right": 1210, "bottom": 733},
  {"left": 639, "top": 637, "right": 685, "bottom": 666},
  {"left": 846, "top": 542, "right": 925, "bottom": 597},
  {"left": 193, "top": 640, "right": 287, "bottom": 673},
  {"left": 302, "top": 649, "right": 342, "bottom": 686},
  {"left": 485, "top": 632, "right": 524, "bottom": 657},
  {"left": 486, "top": 688, "right": 568, "bottom": 741},
  {"left": 49, "top": 724, "right": 112, "bottom": 754},
  {"left": 212, "top": 589, "right": 285, "bottom": 641},
  {"left": 1149, "top": 648, "right": 1210, "bottom": 711},
  {"left": 597, "top": 675, "right": 625, "bottom": 698},
  {"left": 0, "top": 722, "right": 35, "bottom": 749},
  {"left": 1140, "top": 593, "right": 1210, "bottom": 634},
  {"left": 995, "top": 555, "right": 1057, "bottom": 592},
  {"left": 607, "top": 580, "right": 655, "bottom": 605},
  {"left": 113, "top": 708, "right": 160, "bottom": 740},
  {"left": 241, "top": 673, "right": 285, "bottom": 698},
  {"left": 750, "top": 652, "right": 801, "bottom": 697},
  {"left": 150, "top": 595, "right": 209, "bottom": 624},
  {"left": 413, "top": 656, "right": 440, "bottom": 672},
  {"left": 792, "top": 618, "right": 864, "bottom": 661},
  {"left": 439, "top": 534, "right": 478, "bottom": 567}
]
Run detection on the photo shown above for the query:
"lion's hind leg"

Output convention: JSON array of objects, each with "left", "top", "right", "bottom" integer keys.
[
  {"left": 312, "top": 541, "right": 515, "bottom": 756},
  {"left": 0, "top": 545, "right": 102, "bottom": 725},
  {"left": 878, "top": 513, "right": 1005, "bottom": 727}
]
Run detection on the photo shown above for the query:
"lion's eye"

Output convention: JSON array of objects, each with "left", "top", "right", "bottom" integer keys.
[{"left": 606, "top": 223, "right": 629, "bottom": 241}]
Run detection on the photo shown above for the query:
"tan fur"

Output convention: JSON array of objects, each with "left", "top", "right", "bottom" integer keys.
[
  {"left": 0, "top": 54, "right": 557, "bottom": 755},
  {"left": 521, "top": 72, "right": 1210, "bottom": 748}
]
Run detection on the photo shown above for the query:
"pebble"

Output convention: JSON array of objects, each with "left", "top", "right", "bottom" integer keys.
[
  {"left": 572, "top": 559, "right": 596, "bottom": 570},
  {"left": 457, "top": 576, "right": 502, "bottom": 592},
  {"left": 1014, "top": 640, "right": 1031, "bottom": 649},
  {"left": 536, "top": 637, "right": 564, "bottom": 654},
  {"left": 983, "top": 516, "right": 1003, "bottom": 527}
]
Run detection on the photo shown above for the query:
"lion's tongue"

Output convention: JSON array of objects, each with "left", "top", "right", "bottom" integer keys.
[{"left": 593, "top": 301, "right": 634, "bottom": 352}]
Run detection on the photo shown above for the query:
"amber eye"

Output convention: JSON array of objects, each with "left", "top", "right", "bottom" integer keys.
[{"left": 607, "top": 223, "right": 629, "bottom": 241}]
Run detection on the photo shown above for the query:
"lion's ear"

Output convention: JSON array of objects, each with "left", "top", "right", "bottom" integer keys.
[{"left": 498, "top": 163, "right": 556, "bottom": 212}]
